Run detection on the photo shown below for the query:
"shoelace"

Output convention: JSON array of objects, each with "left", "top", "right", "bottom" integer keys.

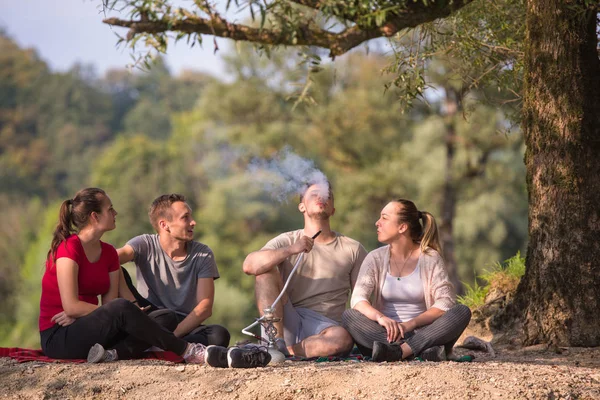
[{"left": 241, "top": 347, "right": 268, "bottom": 366}]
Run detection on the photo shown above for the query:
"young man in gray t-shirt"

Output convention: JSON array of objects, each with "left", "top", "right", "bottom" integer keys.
[
  {"left": 243, "top": 182, "right": 367, "bottom": 358},
  {"left": 118, "top": 194, "right": 229, "bottom": 347}
]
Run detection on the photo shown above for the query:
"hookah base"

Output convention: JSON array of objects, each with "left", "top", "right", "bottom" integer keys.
[{"left": 267, "top": 345, "right": 287, "bottom": 365}]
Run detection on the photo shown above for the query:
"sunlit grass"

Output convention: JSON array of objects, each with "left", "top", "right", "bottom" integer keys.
[
  {"left": 458, "top": 279, "right": 489, "bottom": 309},
  {"left": 458, "top": 251, "right": 526, "bottom": 308}
]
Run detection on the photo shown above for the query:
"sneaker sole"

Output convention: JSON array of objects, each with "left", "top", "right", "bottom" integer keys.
[
  {"left": 227, "top": 349, "right": 234, "bottom": 368},
  {"left": 87, "top": 343, "right": 105, "bottom": 363}
]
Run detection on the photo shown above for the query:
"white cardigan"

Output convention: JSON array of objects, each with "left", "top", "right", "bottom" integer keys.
[{"left": 351, "top": 245, "right": 456, "bottom": 312}]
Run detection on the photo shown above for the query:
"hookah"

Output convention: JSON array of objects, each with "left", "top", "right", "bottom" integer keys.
[{"left": 241, "top": 230, "right": 322, "bottom": 364}]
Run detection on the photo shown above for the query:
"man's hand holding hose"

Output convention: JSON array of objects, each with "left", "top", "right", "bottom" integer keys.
[{"left": 289, "top": 231, "right": 321, "bottom": 255}]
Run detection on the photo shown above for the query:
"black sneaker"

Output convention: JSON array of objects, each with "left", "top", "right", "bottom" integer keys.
[
  {"left": 419, "top": 346, "right": 446, "bottom": 362},
  {"left": 372, "top": 341, "right": 403, "bottom": 362},
  {"left": 227, "top": 346, "right": 272, "bottom": 368},
  {"left": 205, "top": 345, "right": 229, "bottom": 368},
  {"left": 87, "top": 343, "right": 118, "bottom": 363}
]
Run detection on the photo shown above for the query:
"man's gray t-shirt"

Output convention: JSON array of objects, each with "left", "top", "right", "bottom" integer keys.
[{"left": 127, "top": 234, "right": 219, "bottom": 316}]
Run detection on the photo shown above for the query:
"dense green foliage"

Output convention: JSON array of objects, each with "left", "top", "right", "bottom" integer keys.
[{"left": 0, "top": 30, "right": 527, "bottom": 347}]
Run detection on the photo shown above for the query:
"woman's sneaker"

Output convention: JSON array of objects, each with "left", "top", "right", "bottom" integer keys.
[
  {"left": 183, "top": 343, "right": 207, "bottom": 364},
  {"left": 420, "top": 345, "right": 446, "bottom": 362},
  {"left": 227, "top": 346, "right": 272, "bottom": 368},
  {"left": 87, "top": 343, "right": 118, "bottom": 363},
  {"left": 371, "top": 341, "right": 403, "bottom": 362},
  {"left": 205, "top": 345, "right": 229, "bottom": 368}
]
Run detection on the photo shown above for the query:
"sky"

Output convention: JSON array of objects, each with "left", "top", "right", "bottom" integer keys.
[{"left": 0, "top": 0, "right": 230, "bottom": 78}]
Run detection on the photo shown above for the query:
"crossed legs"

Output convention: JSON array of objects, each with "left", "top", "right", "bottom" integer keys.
[
  {"left": 254, "top": 268, "right": 353, "bottom": 358},
  {"left": 342, "top": 305, "right": 472, "bottom": 360}
]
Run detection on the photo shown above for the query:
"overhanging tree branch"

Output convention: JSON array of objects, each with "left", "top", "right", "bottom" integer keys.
[{"left": 103, "top": 0, "right": 474, "bottom": 57}]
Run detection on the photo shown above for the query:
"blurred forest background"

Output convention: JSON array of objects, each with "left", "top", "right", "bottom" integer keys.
[{"left": 0, "top": 25, "right": 527, "bottom": 346}]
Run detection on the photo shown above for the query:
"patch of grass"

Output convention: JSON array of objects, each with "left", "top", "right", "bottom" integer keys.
[
  {"left": 481, "top": 251, "right": 525, "bottom": 282},
  {"left": 457, "top": 280, "right": 488, "bottom": 309},
  {"left": 458, "top": 251, "right": 526, "bottom": 308}
]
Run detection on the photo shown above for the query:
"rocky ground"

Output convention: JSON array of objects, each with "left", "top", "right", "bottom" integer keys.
[
  {"left": 6, "top": 272, "right": 597, "bottom": 399},
  {"left": 1, "top": 342, "right": 599, "bottom": 400}
]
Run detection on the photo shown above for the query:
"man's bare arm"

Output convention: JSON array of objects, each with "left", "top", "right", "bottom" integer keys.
[
  {"left": 173, "top": 278, "right": 214, "bottom": 338},
  {"left": 117, "top": 244, "right": 135, "bottom": 265},
  {"left": 243, "top": 236, "right": 314, "bottom": 276}
]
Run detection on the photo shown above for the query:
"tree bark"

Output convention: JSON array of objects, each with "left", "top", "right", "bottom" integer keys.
[
  {"left": 496, "top": 1, "right": 600, "bottom": 346},
  {"left": 440, "top": 87, "right": 462, "bottom": 294}
]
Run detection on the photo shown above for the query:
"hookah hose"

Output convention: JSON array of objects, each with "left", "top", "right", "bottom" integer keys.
[{"left": 270, "top": 230, "right": 321, "bottom": 309}]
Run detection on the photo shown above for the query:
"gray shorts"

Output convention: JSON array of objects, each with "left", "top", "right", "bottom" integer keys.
[{"left": 261, "top": 302, "right": 339, "bottom": 346}]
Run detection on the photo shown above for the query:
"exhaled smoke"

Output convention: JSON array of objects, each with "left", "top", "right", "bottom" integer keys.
[{"left": 247, "top": 147, "right": 329, "bottom": 202}]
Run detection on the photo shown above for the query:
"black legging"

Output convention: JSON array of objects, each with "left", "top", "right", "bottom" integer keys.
[
  {"left": 122, "top": 267, "right": 231, "bottom": 347},
  {"left": 40, "top": 298, "right": 188, "bottom": 359},
  {"left": 148, "top": 308, "right": 231, "bottom": 347},
  {"left": 342, "top": 304, "right": 471, "bottom": 357}
]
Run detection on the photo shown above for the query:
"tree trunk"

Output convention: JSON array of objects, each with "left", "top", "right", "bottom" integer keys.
[
  {"left": 440, "top": 87, "right": 463, "bottom": 294},
  {"left": 497, "top": 1, "right": 600, "bottom": 346}
]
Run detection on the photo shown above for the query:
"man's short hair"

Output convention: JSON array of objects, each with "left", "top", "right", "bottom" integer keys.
[
  {"left": 299, "top": 181, "right": 334, "bottom": 203},
  {"left": 148, "top": 194, "right": 186, "bottom": 233}
]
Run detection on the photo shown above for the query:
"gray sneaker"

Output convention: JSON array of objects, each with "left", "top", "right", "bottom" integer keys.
[
  {"left": 205, "top": 345, "right": 229, "bottom": 368},
  {"left": 87, "top": 343, "right": 118, "bottom": 363},
  {"left": 227, "top": 346, "right": 272, "bottom": 368}
]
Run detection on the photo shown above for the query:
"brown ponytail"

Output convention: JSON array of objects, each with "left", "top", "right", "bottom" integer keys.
[
  {"left": 393, "top": 199, "right": 443, "bottom": 256},
  {"left": 419, "top": 211, "right": 442, "bottom": 255},
  {"left": 48, "top": 199, "right": 74, "bottom": 264},
  {"left": 47, "top": 188, "right": 107, "bottom": 266}
]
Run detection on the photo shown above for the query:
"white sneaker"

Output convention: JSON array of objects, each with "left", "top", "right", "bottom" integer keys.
[{"left": 183, "top": 343, "right": 206, "bottom": 364}]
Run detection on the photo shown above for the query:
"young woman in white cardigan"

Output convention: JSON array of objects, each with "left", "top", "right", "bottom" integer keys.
[{"left": 342, "top": 199, "right": 471, "bottom": 361}]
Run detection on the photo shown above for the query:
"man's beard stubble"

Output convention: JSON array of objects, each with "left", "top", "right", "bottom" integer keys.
[{"left": 308, "top": 210, "right": 331, "bottom": 220}]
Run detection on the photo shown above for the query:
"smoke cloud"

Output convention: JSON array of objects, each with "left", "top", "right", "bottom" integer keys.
[{"left": 247, "top": 147, "right": 329, "bottom": 202}]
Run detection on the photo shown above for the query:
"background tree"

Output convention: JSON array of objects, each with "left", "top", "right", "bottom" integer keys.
[{"left": 0, "top": 24, "right": 528, "bottom": 346}]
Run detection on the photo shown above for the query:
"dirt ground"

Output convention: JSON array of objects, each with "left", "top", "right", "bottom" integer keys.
[{"left": 1, "top": 340, "right": 599, "bottom": 400}]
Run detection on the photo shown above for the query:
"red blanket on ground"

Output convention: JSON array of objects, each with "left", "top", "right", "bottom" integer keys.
[{"left": 0, "top": 347, "right": 183, "bottom": 363}]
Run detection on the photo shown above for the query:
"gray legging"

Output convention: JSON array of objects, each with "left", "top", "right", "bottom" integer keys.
[{"left": 342, "top": 304, "right": 471, "bottom": 358}]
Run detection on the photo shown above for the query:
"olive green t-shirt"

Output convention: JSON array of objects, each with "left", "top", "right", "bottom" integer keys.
[{"left": 263, "top": 230, "right": 367, "bottom": 323}]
